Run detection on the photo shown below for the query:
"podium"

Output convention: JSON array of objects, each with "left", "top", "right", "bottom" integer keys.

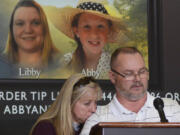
[{"left": 89, "top": 122, "right": 180, "bottom": 135}]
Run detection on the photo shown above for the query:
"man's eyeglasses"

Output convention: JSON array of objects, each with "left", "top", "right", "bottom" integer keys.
[
  {"left": 73, "top": 76, "right": 96, "bottom": 89},
  {"left": 111, "top": 68, "right": 148, "bottom": 81}
]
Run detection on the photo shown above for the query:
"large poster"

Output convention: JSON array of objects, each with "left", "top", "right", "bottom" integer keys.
[{"left": 0, "top": 0, "right": 148, "bottom": 79}]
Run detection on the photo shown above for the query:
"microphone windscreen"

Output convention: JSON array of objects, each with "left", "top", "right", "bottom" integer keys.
[{"left": 153, "top": 98, "right": 164, "bottom": 110}]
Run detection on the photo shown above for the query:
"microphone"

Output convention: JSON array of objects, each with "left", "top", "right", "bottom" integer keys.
[{"left": 153, "top": 98, "right": 168, "bottom": 122}]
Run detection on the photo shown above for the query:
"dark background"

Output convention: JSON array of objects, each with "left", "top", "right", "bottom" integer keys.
[
  {"left": 148, "top": 0, "right": 180, "bottom": 91},
  {"left": 1, "top": 0, "right": 180, "bottom": 135}
]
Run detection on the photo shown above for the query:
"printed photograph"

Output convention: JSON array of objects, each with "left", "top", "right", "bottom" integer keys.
[{"left": 0, "top": 0, "right": 148, "bottom": 79}]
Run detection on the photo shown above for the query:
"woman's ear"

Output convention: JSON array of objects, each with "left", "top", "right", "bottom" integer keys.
[{"left": 73, "top": 27, "right": 79, "bottom": 38}]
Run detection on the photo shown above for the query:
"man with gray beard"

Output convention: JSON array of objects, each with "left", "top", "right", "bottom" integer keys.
[{"left": 80, "top": 47, "right": 180, "bottom": 135}]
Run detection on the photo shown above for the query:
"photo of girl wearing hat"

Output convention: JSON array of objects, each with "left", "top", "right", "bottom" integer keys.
[
  {"left": 0, "top": 0, "right": 148, "bottom": 79},
  {"left": 47, "top": 0, "right": 128, "bottom": 79}
]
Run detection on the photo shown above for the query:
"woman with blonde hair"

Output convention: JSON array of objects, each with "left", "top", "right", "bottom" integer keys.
[
  {"left": 4, "top": 0, "right": 60, "bottom": 71},
  {"left": 30, "top": 74, "right": 102, "bottom": 135}
]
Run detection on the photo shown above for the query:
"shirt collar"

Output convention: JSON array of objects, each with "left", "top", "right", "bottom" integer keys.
[
  {"left": 142, "top": 92, "right": 155, "bottom": 108},
  {"left": 73, "top": 121, "right": 80, "bottom": 131},
  {"left": 110, "top": 92, "right": 155, "bottom": 116},
  {"left": 110, "top": 94, "right": 133, "bottom": 116}
]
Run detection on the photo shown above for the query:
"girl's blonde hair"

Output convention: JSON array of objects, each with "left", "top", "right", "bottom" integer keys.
[{"left": 30, "top": 74, "right": 102, "bottom": 135}]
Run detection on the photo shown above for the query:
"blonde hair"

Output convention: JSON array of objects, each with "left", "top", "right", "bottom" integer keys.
[
  {"left": 30, "top": 74, "right": 102, "bottom": 135},
  {"left": 4, "top": 0, "right": 59, "bottom": 68}
]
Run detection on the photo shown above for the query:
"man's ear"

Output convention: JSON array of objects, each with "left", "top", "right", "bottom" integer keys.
[
  {"left": 109, "top": 70, "right": 116, "bottom": 84},
  {"left": 73, "top": 27, "right": 79, "bottom": 38}
]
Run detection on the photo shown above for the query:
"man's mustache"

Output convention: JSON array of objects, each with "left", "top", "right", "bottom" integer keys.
[{"left": 130, "top": 81, "right": 143, "bottom": 89}]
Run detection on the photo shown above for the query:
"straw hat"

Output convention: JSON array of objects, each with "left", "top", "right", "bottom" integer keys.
[{"left": 46, "top": 0, "right": 129, "bottom": 43}]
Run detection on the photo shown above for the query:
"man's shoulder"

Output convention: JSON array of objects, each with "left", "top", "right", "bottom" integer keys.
[
  {"left": 161, "top": 97, "right": 180, "bottom": 116},
  {"left": 162, "top": 97, "right": 179, "bottom": 106}
]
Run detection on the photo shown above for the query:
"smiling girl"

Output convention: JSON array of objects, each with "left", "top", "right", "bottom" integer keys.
[{"left": 48, "top": 0, "right": 128, "bottom": 79}]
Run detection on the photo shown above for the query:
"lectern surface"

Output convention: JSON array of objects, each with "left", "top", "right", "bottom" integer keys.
[
  {"left": 90, "top": 122, "right": 180, "bottom": 135},
  {"left": 103, "top": 127, "right": 179, "bottom": 135}
]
